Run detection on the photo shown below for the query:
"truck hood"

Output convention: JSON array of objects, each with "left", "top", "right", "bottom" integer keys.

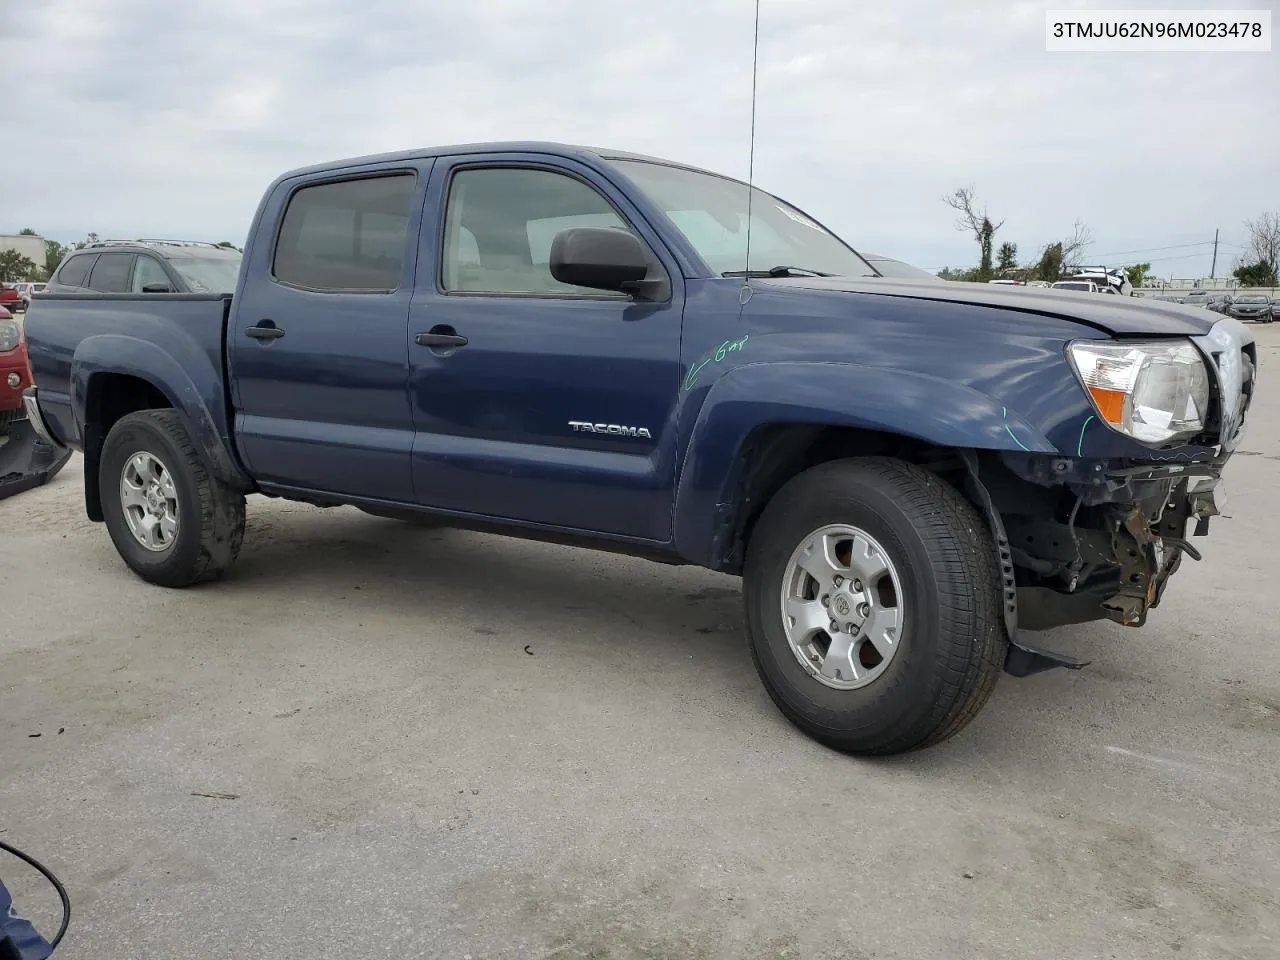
[{"left": 772, "top": 276, "right": 1218, "bottom": 337}]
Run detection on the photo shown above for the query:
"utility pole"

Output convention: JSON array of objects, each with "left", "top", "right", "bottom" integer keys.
[{"left": 1210, "top": 228, "right": 1219, "bottom": 279}]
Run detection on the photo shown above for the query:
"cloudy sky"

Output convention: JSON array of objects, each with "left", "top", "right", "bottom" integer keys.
[{"left": 3, "top": 0, "right": 1277, "bottom": 278}]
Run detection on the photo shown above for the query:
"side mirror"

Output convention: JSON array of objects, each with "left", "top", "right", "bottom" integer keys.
[
  {"left": 141, "top": 282, "right": 172, "bottom": 294},
  {"left": 549, "top": 227, "right": 649, "bottom": 293}
]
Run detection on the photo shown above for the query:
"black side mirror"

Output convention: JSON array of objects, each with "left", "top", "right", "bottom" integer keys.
[
  {"left": 141, "top": 283, "right": 172, "bottom": 293},
  {"left": 549, "top": 227, "right": 649, "bottom": 293}
]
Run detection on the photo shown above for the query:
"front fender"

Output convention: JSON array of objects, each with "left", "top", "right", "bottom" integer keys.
[
  {"left": 672, "top": 360, "right": 1056, "bottom": 567},
  {"left": 71, "top": 334, "right": 248, "bottom": 489}
]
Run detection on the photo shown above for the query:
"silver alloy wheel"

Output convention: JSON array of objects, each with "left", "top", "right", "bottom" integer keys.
[
  {"left": 780, "top": 523, "right": 905, "bottom": 690},
  {"left": 119, "top": 451, "right": 179, "bottom": 552}
]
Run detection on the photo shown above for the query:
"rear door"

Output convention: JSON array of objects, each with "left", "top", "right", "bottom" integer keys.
[
  {"left": 405, "top": 154, "right": 685, "bottom": 540},
  {"left": 228, "top": 160, "right": 433, "bottom": 502}
]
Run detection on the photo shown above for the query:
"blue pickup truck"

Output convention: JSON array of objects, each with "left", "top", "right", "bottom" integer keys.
[{"left": 21, "top": 141, "right": 1255, "bottom": 754}]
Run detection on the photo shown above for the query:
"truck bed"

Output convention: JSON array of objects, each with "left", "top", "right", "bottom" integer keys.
[{"left": 23, "top": 293, "right": 233, "bottom": 453}]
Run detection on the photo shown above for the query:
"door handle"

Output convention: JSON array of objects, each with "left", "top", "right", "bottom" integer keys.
[
  {"left": 415, "top": 331, "right": 468, "bottom": 348},
  {"left": 245, "top": 323, "right": 285, "bottom": 341}
]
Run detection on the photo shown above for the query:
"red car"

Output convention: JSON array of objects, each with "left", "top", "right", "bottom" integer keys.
[
  {"left": 0, "top": 285, "right": 23, "bottom": 314},
  {"left": 0, "top": 305, "right": 33, "bottom": 433}
]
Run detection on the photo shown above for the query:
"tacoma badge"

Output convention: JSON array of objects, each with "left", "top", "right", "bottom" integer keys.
[{"left": 569, "top": 421, "right": 652, "bottom": 439}]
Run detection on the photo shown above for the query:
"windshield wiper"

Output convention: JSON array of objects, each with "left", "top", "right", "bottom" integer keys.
[{"left": 722, "top": 265, "right": 832, "bottom": 278}]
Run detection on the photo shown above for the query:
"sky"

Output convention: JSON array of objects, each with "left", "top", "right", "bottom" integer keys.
[{"left": 2, "top": 0, "right": 1277, "bottom": 279}]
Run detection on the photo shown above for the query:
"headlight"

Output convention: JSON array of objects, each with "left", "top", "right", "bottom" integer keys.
[
  {"left": 1067, "top": 339, "right": 1211, "bottom": 446},
  {"left": 0, "top": 318, "right": 20, "bottom": 353}
]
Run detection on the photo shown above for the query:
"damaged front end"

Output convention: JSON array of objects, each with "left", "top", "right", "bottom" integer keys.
[
  {"left": 0, "top": 391, "right": 73, "bottom": 502},
  {"left": 970, "top": 316, "right": 1254, "bottom": 675},
  {"left": 996, "top": 456, "right": 1225, "bottom": 633}
]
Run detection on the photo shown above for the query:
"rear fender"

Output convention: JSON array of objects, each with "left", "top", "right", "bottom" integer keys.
[
  {"left": 672, "top": 361, "right": 1055, "bottom": 568},
  {"left": 71, "top": 334, "right": 249, "bottom": 490}
]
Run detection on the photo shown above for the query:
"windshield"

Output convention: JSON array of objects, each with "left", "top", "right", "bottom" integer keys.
[
  {"left": 1237, "top": 296, "right": 1268, "bottom": 303},
  {"left": 167, "top": 252, "right": 242, "bottom": 293},
  {"left": 607, "top": 159, "right": 875, "bottom": 278}
]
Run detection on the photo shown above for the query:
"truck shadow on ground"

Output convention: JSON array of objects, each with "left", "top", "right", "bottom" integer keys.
[
  {"left": 208, "top": 501, "right": 1161, "bottom": 763},
  {"left": 227, "top": 502, "right": 757, "bottom": 673}
]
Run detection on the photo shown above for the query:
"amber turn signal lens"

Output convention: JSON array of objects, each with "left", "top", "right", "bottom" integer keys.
[{"left": 1087, "top": 386, "right": 1126, "bottom": 425}]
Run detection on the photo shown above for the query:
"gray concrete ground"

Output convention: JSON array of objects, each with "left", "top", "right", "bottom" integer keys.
[{"left": 3, "top": 331, "right": 1279, "bottom": 960}]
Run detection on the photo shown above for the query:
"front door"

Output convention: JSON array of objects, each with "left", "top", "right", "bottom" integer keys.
[
  {"left": 406, "top": 156, "right": 685, "bottom": 541},
  {"left": 229, "top": 162, "right": 431, "bottom": 503}
]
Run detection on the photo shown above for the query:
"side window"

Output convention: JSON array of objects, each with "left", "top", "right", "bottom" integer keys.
[
  {"left": 88, "top": 254, "right": 135, "bottom": 293},
  {"left": 441, "top": 167, "right": 641, "bottom": 296},
  {"left": 57, "top": 254, "right": 95, "bottom": 288},
  {"left": 131, "top": 255, "right": 171, "bottom": 292},
  {"left": 273, "top": 173, "right": 416, "bottom": 293}
]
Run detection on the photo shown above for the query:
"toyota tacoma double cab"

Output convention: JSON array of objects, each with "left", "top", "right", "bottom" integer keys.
[{"left": 21, "top": 142, "right": 1255, "bottom": 754}]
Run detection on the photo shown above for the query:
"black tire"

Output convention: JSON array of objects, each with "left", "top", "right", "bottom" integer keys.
[
  {"left": 743, "top": 457, "right": 1006, "bottom": 755},
  {"left": 99, "top": 409, "right": 245, "bottom": 587}
]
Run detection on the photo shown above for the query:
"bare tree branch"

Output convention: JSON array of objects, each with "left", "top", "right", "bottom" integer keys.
[
  {"left": 1061, "top": 219, "right": 1094, "bottom": 269},
  {"left": 1244, "top": 212, "right": 1280, "bottom": 272},
  {"left": 942, "top": 186, "right": 1005, "bottom": 280}
]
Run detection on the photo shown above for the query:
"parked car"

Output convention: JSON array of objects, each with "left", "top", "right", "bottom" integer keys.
[
  {"left": 0, "top": 305, "right": 33, "bottom": 436},
  {"left": 45, "top": 240, "right": 242, "bottom": 296},
  {"left": 1065, "top": 269, "right": 1133, "bottom": 296},
  {"left": 13, "top": 282, "right": 47, "bottom": 309},
  {"left": 1180, "top": 290, "right": 1213, "bottom": 308},
  {"left": 1050, "top": 280, "right": 1099, "bottom": 293},
  {"left": 1205, "top": 294, "right": 1234, "bottom": 315},
  {"left": 22, "top": 140, "right": 1254, "bottom": 756},
  {"left": 1228, "top": 294, "right": 1274, "bottom": 323},
  {"left": 0, "top": 285, "right": 22, "bottom": 313}
]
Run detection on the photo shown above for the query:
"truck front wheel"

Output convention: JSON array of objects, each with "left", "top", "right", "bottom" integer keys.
[
  {"left": 100, "top": 410, "right": 246, "bottom": 588},
  {"left": 743, "top": 457, "right": 1006, "bottom": 755}
]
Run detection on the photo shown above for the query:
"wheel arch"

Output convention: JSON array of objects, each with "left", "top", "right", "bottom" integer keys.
[
  {"left": 72, "top": 336, "right": 250, "bottom": 521},
  {"left": 672, "top": 361, "right": 1055, "bottom": 573}
]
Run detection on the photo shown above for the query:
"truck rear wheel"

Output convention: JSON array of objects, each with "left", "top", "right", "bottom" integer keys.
[
  {"left": 742, "top": 457, "right": 1006, "bottom": 755},
  {"left": 100, "top": 410, "right": 245, "bottom": 588}
]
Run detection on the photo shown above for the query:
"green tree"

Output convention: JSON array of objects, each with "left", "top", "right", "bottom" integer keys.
[
  {"left": 44, "top": 239, "right": 68, "bottom": 276},
  {"left": 996, "top": 241, "right": 1018, "bottom": 272},
  {"left": 18, "top": 227, "right": 38, "bottom": 236},
  {"left": 0, "top": 250, "right": 39, "bottom": 282},
  {"left": 1036, "top": 242, "right": 1064, "bottom": 282},
  {"left": 1124, "top": 262, "right": 1152, "bottom": 288},
  {"left": 1233, "top": 260, "right": 1278, "bottom": 287}
]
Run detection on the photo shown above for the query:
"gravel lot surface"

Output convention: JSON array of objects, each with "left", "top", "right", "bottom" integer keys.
[{"left": 3, "top": 327, "right": 1278, "bottom": 959}]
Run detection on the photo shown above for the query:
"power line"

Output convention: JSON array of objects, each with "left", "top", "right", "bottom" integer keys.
[{"left": 1088, "top": 241, "right": 1215, "bottom": 259}]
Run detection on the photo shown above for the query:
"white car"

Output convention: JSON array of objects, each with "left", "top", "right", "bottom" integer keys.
[
  {"left": 13, "top": 282, "right": 46, "bottom": 309},
  {"left": 1051, "top": 280, "right": 1099, "bottom": 293}
]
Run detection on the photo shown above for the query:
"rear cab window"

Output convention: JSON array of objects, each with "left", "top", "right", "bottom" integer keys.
[{"left": 272, "top": 173, "right": 417, "bottom": 293}]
